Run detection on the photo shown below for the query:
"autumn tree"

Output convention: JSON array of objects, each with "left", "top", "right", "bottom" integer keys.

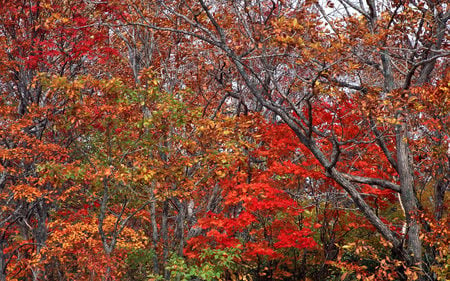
[
  {"left": 0, "top": 0, "right": 120, "bottom": 279},
  {"left": 118, "top": 0, "right": 448, "bottom": 279}
]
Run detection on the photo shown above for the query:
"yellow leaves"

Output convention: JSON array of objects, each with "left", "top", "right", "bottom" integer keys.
[
  {"left": 403, "top": 267, "right": 420, "bottom": 280},
  {"left": 414, "top": 103, "right": 426, "bottom": 111},
  {"left": 346, "top": 61, "right": 361, "bottom": 71},
  {"left": 296, "top": 37, "right": 305, "bottom": 46},
  {"left": 142, "top": 169, "right": 156, "bottom": 181},
  {"left": 215, "top": 169, "right": 226, "bottom": 178},
  {"left": 43, "top": 12, "right": 69, "bottom": 29},
  {"left": 39, "top": 1, "right": 53, "bottom": 11},
  {"left": 223, "top": 129, "right": 233, "bottom": 136},
  {"left": 292, "top": 18, "right": 302, "bottom": 30},
  {"left": 310, "top": 42, "right": 321, "bottom": 50},
  {"left": 229, "top": 272, "right": 253, "bottom": 281},
  {"left": 104, "top": 166, "right": 112, "bottom": 177},
  {"left": 341, "top": 244, "right": 353, "bottom": 250},
  {"left": 376, "top": 116, "right": 400, "bottom": 125},
  {"left": 138, "top": 67, "right": 160, "bottom": 86}
]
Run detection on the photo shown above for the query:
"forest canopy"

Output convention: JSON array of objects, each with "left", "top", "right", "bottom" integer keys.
[{"left": 0, "top": 0, "right": 448, "bottom": 280}]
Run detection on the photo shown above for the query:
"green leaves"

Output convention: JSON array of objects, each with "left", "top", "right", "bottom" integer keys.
[{"left": 161, "top": 248, "right": 241, "bottom": 281}]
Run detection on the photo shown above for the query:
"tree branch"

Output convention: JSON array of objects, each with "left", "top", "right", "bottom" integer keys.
[{"left": 342, "top": 173, "right": 400, "bottom": 192}]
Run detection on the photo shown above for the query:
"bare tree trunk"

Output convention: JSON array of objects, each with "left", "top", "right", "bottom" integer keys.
[
  {"left": 30, "top": 200, "right": 48, "bottom": 281},
  {"left": 161, "top": 200, "right": 170, "bottom": 280},
  {"left": 34, "top": 200, "right": 48, "bottom": 254},
  {"left": 98, "top": 180, "right": 113, "bottom": 281},
  {"left": 173, "top": 198, "right": 186, "bottom": 256},
  {"left": 0, "top": 241, "right": 6, "bottom": 281},
  {"left": 434, "top": 174, "right": 447, "bottom": 221},
  {"left": 150, "top": 191, "right": 160, "bottom": 274},
  {"left": 396, "top": 122, "right": 422, "bottom": 266}
]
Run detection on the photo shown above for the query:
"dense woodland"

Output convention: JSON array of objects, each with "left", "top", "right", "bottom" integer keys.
[{"left": 0, "top": 0, "right": 448, "bottom": 280}]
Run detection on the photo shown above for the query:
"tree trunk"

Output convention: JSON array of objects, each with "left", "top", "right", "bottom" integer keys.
[
  {"left": 173, "top": 198, "right": 186, "bottom": 256},
  {"left": 161, "top": 200, "right": 170, "bottom": 280},
  {"left": 396, "top": 121, "right": 422, "bottom": 266},
  {"left": 150, "top": 191, "right": 160, "bottom": 274},
  {"left": 0, "top": 241, "right": 6, "bottom": 281}
]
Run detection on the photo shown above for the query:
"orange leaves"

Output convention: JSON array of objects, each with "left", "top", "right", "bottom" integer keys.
[
  {"left": 0, "top": 0, "right": 447, "bottom": 279},
  {"left": 10, "top": 184, "right": 44, "bottom": 202},
  {"left": 44, "top": 214, "right": 148, "bottom": 280}
]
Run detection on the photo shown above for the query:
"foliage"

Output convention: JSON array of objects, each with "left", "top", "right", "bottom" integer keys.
[
  {"left": 0, "top": 0, "right": 447, "bottom": 280},
  {"left": 150, "top": 248, "right": 241, "bottom": 281}
]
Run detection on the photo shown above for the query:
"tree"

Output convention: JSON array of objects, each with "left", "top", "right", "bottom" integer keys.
[
  {"left": 0, "top": 0, "right": 120, "bottom": 279},
  {"left": 121, "top": 0, "right": 448, "bottom": 278}
]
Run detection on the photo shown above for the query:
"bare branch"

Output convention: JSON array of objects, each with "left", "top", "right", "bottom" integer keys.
[{"left": 342, "top": 173, "right": 401, "bottom": 192}]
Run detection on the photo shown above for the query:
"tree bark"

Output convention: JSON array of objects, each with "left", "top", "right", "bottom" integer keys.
[
  {"left": 0, "top": 240, "right": 5, "bottom": 281},
  {"left": 149, "top": 190, "right": 160, "bottom": 274},
  {"left": 161, "top": 200, "right": 170, "bottom": 280},
  {"left": 396, "top": 121, "right": 422, "bottom": 266}
]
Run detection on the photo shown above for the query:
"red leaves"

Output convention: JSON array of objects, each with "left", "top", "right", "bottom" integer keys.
[
  {"left": 0, "top": 1, "right": 446, "bottom": 280},
  {"left": 274, "top": 228, "right": 316, "bottom": 249},
  {"left": 245, "top": 243, "right": 279, "bottom": 258},
  {"left": 188, "top": 132, "right": 318, "bottom": 274}
]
